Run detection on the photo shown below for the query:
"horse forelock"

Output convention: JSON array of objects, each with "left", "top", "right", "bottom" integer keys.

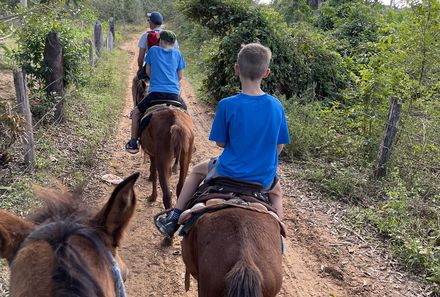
[
  {"left": 18, "top": 220, "right": 111, "bottom": 297},
  {"left": 28, "top": 188, "right": 94, "bottom": 225},
  {"left": 20, "top": 202, "right": 112, "bottom": 297}
]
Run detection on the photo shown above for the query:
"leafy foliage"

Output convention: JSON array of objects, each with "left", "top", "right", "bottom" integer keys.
[
  {"left": 273, "top": 0, "right": 313, "bottom": 24},
  {"left": 12, "top": 6, "right": 89, "bottom": 91},
  {"left": 91, "top": 0, "right": 144, "bottom": 23},
  {"left": 9, "top": 4, "right": 90, "bottom": 119},
  {"left": 177, "top": 0, "right": 349, "bottom": 102}
]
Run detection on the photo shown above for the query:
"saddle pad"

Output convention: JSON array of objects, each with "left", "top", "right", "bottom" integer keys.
[
  {"left": 178, "top": 198, "right": 287, "bottom": 237},
  {"left": 140, "top": 104, "right": 187, "bottom": 133}
]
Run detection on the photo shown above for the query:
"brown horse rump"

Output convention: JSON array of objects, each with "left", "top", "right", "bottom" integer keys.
[
  {"left": 178, "top": 196, "right": 287, "bottom": 238},
  {"left": 140, "top": 104, "right": 188, "bottom": 133}
]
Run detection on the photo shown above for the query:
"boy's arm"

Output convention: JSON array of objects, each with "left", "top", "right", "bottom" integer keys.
[
  {"left": 178, "top": 70, "right": 184, "bottom": 96},
  {"left": 137, "top": 48, "right": 146, "bottom": 69},
  {"left": 277, "top": 144, "right": 284, "bottom": 155},
  {"left": 145, "top": 64, "right": 151, "bottom": 78}
]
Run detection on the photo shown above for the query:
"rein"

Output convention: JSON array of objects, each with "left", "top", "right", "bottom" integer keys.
[{"left": 14, "top": 221, "right": 126, "bottom": 297}]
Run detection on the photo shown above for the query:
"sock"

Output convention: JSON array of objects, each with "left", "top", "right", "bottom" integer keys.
[
  {"left": 129, "top": 138, "right": 137, "bottom": 146},
  {"left": 169, "top": 208, "right": 183, "bottom": 223}
]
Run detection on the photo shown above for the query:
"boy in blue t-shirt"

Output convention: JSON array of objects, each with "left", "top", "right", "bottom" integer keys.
[
  {"left": 156, "top": 43, "right": 291, "bottom": 237},
  {"left": 126, "top": 30, "right": 187, "bottom": 154}
]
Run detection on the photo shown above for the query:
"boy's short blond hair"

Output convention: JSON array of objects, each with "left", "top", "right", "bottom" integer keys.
[{"left": 237, "top": 43, "right": 272, "bottom": 81}]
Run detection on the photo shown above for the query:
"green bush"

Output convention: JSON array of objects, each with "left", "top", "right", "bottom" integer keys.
[
  {"left": 91, "top": 0, "right": 144, "bottom": 23},
  {"left": 316, "top": 0, "right": 384, "bottom": 54},
  {"left": 12, "top": 8, "right": 89, "bottom": 91},
  {"left": 178, "top": 0, "right": 350, "bottom": 102}
]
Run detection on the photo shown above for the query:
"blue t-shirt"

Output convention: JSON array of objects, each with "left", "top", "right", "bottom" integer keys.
[
  {"left": 144, "top": 46, "right": 186, "bottom": 94},
  {"left": 209, "top": 93, "right": 290, "bottom": 188}
]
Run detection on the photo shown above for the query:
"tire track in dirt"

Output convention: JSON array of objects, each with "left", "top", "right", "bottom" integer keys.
[{"left": 92, "top": 35, "right": 428, "bottom": 297}]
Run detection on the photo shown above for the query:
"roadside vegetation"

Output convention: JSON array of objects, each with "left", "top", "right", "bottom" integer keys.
[
  {"left": 0, "top": 1, "right": 134, "bottom": 294},
  {"left": 0, "top": 0, "right": 139, "bottom": 211}
]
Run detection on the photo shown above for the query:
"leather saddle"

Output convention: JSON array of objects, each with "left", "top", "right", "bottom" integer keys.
[{"left": 186, "top": 176, "right": 272, "bottom": 211}]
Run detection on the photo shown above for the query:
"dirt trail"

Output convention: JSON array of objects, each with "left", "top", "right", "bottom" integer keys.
[{"left": 93, "top": 35, "right": 428, "bottom": 297}]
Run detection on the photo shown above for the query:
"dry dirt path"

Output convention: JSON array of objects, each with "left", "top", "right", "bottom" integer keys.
[{"left": 91, "top": 35, "right": 429, "bottom": 297}]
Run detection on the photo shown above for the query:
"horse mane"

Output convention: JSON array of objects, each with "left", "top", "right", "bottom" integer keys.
[{"left": 24, "top": 187, "right": 109, "bottom": 297}]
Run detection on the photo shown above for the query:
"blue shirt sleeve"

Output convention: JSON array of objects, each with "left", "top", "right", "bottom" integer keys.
[
  {"left": 209, "top": 100, "right": 228, "bottom": 143},
  {"left": 278, "top": 108, "right": 290, "bottom": 144}
]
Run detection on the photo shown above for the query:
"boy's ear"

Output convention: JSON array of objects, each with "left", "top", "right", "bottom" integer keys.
[
  {"left": 262, "top": 68, "right": 271, "bottom": 78},
  {"left": 234, "top": 64, "right": 240, "bottom": 76}
]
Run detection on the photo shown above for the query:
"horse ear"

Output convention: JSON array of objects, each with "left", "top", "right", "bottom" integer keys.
[
  {"left": 0, "top": 210, "right": 34, "bottom": 264},
  {"left": 94, "top": 172, "right": 139, "bottom": 247}
]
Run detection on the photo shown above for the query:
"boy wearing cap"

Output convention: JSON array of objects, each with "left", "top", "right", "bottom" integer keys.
[
  {"left": 155, "top": 43, "right": 290, "bottom": 237},
  {"left": 126, "top": 30, "right": 188, "bottom": 154}
]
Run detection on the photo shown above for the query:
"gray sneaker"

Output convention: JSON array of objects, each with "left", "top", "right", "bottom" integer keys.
[{"left": 155, "top": 214, "right": 179, "bottom": 238}]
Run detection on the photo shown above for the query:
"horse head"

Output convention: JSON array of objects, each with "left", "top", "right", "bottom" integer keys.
[{"left": 0, "top": 172, "right": 139, "bottom": 297}]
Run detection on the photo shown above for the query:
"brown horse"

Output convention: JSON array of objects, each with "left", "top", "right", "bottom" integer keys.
[
  {"left": 140, "top": 108, "right": 194, "bottom": 209},
  {"left": 182, "top": 207, "right": 283, "bottom": 297},
  {"left": 131, "top": 75, "right": 147, "bottom": 108},
  {"left": 133, "top": 75, "right": 194, "bottom": 209},
  {"left": 0, "top": 173, "right": 139, "bottom": 297}
]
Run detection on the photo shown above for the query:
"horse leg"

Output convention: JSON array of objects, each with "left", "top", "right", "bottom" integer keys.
[
  {"left": 176, "top": 144, "right": 192, "bottom": 197},
  {"left": 147, "top": 155, "right": 158, "bottom": 202},
  {"left": 156, "top": 154, "right": 173, "bottom": 210},
  {"left": 171, "top": 158, "right": 178, "bottom": 174}
]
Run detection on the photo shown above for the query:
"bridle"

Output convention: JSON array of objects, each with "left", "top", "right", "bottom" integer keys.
[{"left": 13, "top": 221, "right": 127, "bottom": 297}]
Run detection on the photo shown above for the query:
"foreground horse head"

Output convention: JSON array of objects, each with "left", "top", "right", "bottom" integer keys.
[
  {"left": 140, "top": 108, "right": 194, "bottom": 209},
  {"left": 182, "top": 208, "right": 283, "bottom": 297},
  {"left": 0, "top": 172, "right": 139, "bottom": 297}
]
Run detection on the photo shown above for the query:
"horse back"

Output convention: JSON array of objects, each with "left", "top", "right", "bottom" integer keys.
[
  {"left": 141, "top": 108, "right": 193, "bottom": 156},
  {"left": 182, "top": 208, "right": 283, "bottom": 297}
]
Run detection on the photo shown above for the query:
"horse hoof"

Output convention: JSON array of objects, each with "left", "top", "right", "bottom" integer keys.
[
  {"left": 147, "top": 195, "right": 157, "bottom": 202},
  {"left": 161, "top": 236, "right": 173, "bottom": 247}
]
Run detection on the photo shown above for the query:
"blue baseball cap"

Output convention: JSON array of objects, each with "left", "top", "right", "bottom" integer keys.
[{"left": 147, "top": 12, "right": 163, "bottom": 25}]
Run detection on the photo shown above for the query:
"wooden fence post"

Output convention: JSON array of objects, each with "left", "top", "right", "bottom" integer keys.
[
  {"left": 374, "top": 97, "right": 402, "bottom": 179},
  {"left": 106, "top": 30, "right": 114, "bottom": 51},
  {"left": 88, "top": 39, "right": 94, "bottom": 67},
  {"left": 94, "top": 21, "right": 103, "bottom": 56},
  {"left": 43, "top": 32, "right": 65, "bottom": 123},
  {"left": 13, "top": 70, "right": 35, "bottom": 168},
  {"left": 109, "top": 17, "right": 115, "bottom": 41}
]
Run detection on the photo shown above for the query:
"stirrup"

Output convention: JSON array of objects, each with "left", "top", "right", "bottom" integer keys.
[{"left": 153, "top": 209, "right": 172, "bottom": 231}]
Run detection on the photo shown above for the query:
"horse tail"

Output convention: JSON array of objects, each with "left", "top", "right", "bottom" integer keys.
[
  {"left": 170, "top": 124, "right": 190, "bottom": 171},
  {"left": 225, "top": 257, "right": 263, "bottom": 297}
]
